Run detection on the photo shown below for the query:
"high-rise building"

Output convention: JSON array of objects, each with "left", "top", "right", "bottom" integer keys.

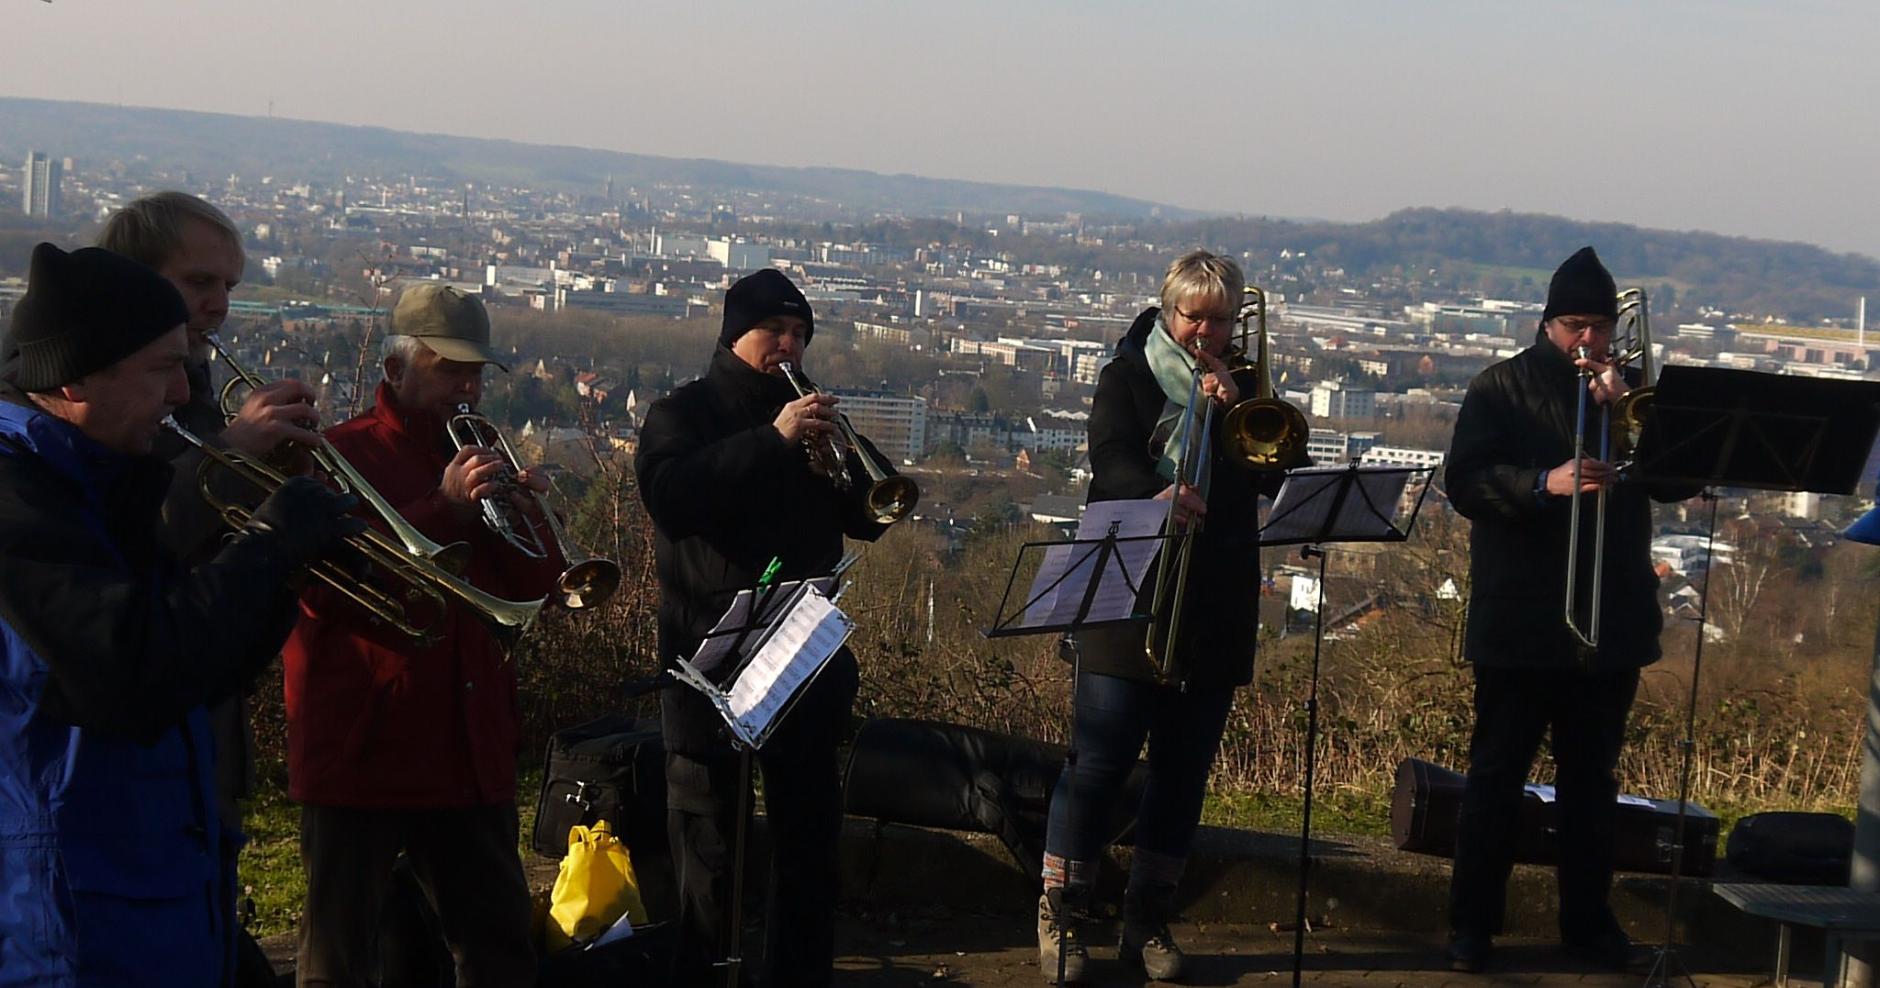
[{"left": 22, "top": 151, "right": 62, "bottom": 218}]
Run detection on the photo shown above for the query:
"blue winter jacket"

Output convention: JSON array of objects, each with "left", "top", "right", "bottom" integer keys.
[{"left": 0, "top": 394, "right": 300, "bottom": 986}]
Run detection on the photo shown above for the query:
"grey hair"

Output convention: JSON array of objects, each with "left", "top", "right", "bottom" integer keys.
[
  {"left": 381, "top": 333, "right": 431, "bottom": 370},
  {"left": 97, "top": 191, "right": 244, "bottom": 270},
  {"left": 1158, "top": 249, "right": 1245, "bottom": 316}
]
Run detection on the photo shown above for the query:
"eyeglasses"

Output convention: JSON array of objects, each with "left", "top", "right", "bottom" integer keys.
[
  {"left": 1554, "top": 317, "right": 1616, "bottom": 334},
  {"left": 1173, "top": 307, "right": 1235, "bottom": 328}
]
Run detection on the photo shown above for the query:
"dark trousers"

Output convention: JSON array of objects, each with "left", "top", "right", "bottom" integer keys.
[
  {"left": 1448, "top": 664, "right": 1640, "bottom": 942},
  {"left": 664, "top": 675, "right": 854, "bottom": 988},
  {"left": 1043, "top": 671, "right": 1236, "bottom": 865},
  {"left": 295, "top": 802, "right": 536, "bottom": 988}
]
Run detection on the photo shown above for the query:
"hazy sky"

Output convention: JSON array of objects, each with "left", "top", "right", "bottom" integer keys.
[{"left": 5, "top": 0, "right": 1877, "bottom": 258}]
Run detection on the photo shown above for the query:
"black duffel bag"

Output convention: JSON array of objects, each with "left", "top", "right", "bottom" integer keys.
[
  {"left": 531, "top": 715, "right": 676, "bottom": 921},
  {"left": 1727, "top": 811, "right": 1854, "bottom": 885},
  {"left": 843, "top": 717, "right": 1147, "bottom": 880}
]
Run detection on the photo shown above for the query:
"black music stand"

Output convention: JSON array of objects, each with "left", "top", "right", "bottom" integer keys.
[
  {"left": 1627, "top": 368, "right": 1880, "bottom": 988},
  {"left": 984, "top": 500, "right": 1168, "bottom": 988},
  {"left": 1258, "top": 463, "right": 1434, "bottom": 988},
  {"left": 669, "top": 567, "right": 853, "bottom": 988}
]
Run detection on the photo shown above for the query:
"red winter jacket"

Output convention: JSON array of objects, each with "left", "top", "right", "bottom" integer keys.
[{"left": 283, "top": 383, "right": 564, "bottom": 808}]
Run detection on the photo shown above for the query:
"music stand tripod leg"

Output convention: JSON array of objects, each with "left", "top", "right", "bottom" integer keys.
[
  {"left": 722, "top": 743, "right": 754, "bottom": 988},
  {"left": 1291, "top": 544, "right": 1327, "bottom": 988},
  {"left": 1645, "top": 491, "right": 1715, "bottom": 988},
  {"left": 1053, "top": 632, "right": 1084, "bottom": 988}
]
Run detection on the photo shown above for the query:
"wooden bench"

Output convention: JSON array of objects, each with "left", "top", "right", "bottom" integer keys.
[{"left": 1713, "top": 883, "right": 1880, "bottom": 987}]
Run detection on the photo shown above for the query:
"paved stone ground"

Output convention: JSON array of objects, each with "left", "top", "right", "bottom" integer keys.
[
  {"left": 262, "top": 911, "right": 1779, "bottom": 986},
  {"left": 829, "top": 908, "right": 1772, "bottom": 987}
]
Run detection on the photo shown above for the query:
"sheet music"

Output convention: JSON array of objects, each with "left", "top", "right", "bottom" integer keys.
[
  {"left": 1019, "top": 498, "right": 1163, "bottom": 628},
  {"left": 1262, "top": 467, "right": 1413, "bottom": 543},
  {"left": 689, "top": 575, "right": 842, "bottom": 674},
  {"left": 724, "top": 588, "right": 852, "bottom": 745}
]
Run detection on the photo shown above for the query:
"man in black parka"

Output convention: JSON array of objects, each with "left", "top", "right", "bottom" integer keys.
[
  {"left": 635, "top": 268, "right": 899, "bottom": 987},
  {"left": 1444, "top": 247, "right": 1689, "bottom": 972}
]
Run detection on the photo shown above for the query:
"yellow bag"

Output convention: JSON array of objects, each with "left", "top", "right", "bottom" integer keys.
[{"left": 545, "top": 820, "right": 649, "bottom": 952}]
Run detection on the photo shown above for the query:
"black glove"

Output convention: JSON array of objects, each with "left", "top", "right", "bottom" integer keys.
[{"left": 246, "top": 475, "right": 367, "bottom": 565}]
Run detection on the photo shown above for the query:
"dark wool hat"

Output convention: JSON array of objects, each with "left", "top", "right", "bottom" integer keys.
[
  {"left": 3, "top": 243, "right": 188, "bottom": 391},
  {"left": 719, "top": 268, "right": 814, "bottom": 349},
  {"left": 1542, "top": 246, "right": 1619, "bottom": 325}
]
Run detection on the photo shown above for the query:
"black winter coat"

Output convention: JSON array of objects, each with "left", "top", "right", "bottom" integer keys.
[
  {"left": 1446, "top": 333, "right": 1689, "bottom": 671},
  {"left": 634, "top": 347, "right": 895, "bottom": 753},
  {"left": 1071, "top": 308, "right": 1276, "bottom": 689}
]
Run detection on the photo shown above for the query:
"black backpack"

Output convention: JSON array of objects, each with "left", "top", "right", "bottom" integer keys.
[{"left": 531, "top": 715, "right": 676, "bottom": 921}]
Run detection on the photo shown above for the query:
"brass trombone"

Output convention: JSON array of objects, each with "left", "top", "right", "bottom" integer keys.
[
  {"left": 1563, "top": 288, "right": 1655, "bottom": 652},
  {"left": 777, "top": 362, "right": 921, "bottom": 525},
  {"left": 1143, "top": 348, "right": 1216, "bottom": 682},
  {"left": 1220, "top": 286, "right": 1310, "bottom": 470},
  {"left": 163, "top": 417, "right": 544, "bottom": 647},
  {"left": 446, "top": 406, "right": 622, "bottom": 610},
  {"left": 203, "top": 333, "right": 471, "bottom": 575},
  {"left": 1143, "top": 285, "right": 1312, "bottom": 682}
]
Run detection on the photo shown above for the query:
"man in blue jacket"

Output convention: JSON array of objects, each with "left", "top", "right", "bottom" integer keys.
[{"left": 0, "top": 242, "right": 358, "bottom": 985}]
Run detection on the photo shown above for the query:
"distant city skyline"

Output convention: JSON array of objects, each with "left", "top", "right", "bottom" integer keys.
[{"left": 3, "top": 0, "right": 1877, "bottom": 258}]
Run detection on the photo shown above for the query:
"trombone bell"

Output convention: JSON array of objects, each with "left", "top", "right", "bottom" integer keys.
[{"left": 1220, "top": 286, "right": 1310, "bottom": 470}]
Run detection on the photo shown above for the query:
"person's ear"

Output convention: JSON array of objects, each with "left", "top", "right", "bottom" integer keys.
[{"left": 384, "top": 355, "right": 404, "bottom": 386}]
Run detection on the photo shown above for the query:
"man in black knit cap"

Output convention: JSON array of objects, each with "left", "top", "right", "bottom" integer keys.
[
  {"left": 0, "top": 243, "right": 359, "bottom": 983},
  {"left": 1443, "top": 247, "right": 1690, "bottom": 973},
  {"left": 636, "top": 268, "right": 902, "bottom": 986}
]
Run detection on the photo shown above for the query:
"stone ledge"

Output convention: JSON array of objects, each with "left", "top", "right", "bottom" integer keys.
[{"left": 835, "top": 818, "right": 1789, "bottom": 967}]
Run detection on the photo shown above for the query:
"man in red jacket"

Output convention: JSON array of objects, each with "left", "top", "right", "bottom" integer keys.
[{"left": 284, "top": 283, "right": 565, "bottom": 987}]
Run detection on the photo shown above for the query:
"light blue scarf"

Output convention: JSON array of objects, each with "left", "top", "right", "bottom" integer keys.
[{"left": 1145, "top": 316, "right": 1212, "bottom": 499}]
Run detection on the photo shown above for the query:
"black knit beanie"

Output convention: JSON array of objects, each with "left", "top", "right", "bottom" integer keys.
[
  {"left": 1541, "top": 246, "right": 1619, "bottom": 325},
  {"left": 719, "top": 269, "right": 814, "bottom": 349},
  {"left": 3, "top": 243, "right": 189, "bottom": 392}
]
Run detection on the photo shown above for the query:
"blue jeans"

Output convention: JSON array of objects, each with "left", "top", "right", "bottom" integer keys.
[{"left": 1043, "top": 671, "right": 1237, "bottom": 865}]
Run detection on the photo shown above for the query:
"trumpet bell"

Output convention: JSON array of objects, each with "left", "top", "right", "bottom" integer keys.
[
  {"left": 558, "top": 558, "right": 622, "bottom": 610},
  {"left": 1220, "top": 397, "right": 1310, "bottom": 469},
  {"left": 866, "top": 476, "right": 921, "bottom": 525}
]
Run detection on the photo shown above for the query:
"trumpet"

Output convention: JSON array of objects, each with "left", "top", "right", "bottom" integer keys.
[
  {"left": 163, "top": 417, "right": 544, "bottom": 647},
  {"left": 202, "top": 333, "right": 471, "bottom": 575},
  {"left": 1220, "top": 286, "right": 1310, "bottom": 470},
  {"left": 777, "top": 362, "right": 920, "bottom": 525},
  {"left": 1563, "top": 288, "right": 1655, "bottom": 652},
  {"left": 446, "top": 406, "right": 622, "bottom": 610}
]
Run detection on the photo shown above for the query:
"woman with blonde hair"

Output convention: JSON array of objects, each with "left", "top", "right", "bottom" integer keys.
[{"left": 1035, "top": 250, "right": 1282, "bottom": 983}]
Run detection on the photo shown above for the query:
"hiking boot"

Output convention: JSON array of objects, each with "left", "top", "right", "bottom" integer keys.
[
  {"left": 1447, "top": 931, "right": 1492, "bottom": 973},
  {"left": 1037, "top": 890, "right": 1088, "bottom": 984},
  {"left": 1119, "top": 925, "right": 1185, "bottom": 981},
  {"left": 1120, "top": 883, "right": 1185, "bottom": 981}
]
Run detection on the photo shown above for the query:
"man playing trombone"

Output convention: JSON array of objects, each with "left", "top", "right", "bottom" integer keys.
[
  {"left": 96, "top": 193, "right": 323, "bottom": 983},
  {"left": 635, "top": 268, "right": 903, "bottom": 987},
  {"left": 0, "top": 243, "right": 359, "bottom": 985},
  {"left": 283, "top": 284, "right": 568, "bottom": 987},
  {"left": 1037, "top": 250, "right": 1285, "bottom": 983},
  {"left": 1444, "top": 247, "right": 1688, "bottom": 973}
]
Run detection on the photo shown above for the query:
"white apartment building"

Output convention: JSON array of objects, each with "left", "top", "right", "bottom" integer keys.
[
  {"left": 1360, "top": 446, "right": 1446, "bottom": 470},
  {"left": 826, "top": 390, "right": 928, "bottom": 465},
  {"left": 708, "top": 238, "right": 771, "bottom": 272},
  {"left": 1310, "top": 380, "right": 1376, "bottom": 419}
]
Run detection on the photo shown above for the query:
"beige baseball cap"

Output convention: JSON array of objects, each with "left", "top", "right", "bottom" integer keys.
[{"left": 390, "top": 283, "right": 509, "bottom": 371}]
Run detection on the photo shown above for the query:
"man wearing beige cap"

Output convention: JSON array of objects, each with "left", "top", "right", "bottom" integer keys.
[{"left": 283, "top": 283, "right": 566, "bottom": 987}]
